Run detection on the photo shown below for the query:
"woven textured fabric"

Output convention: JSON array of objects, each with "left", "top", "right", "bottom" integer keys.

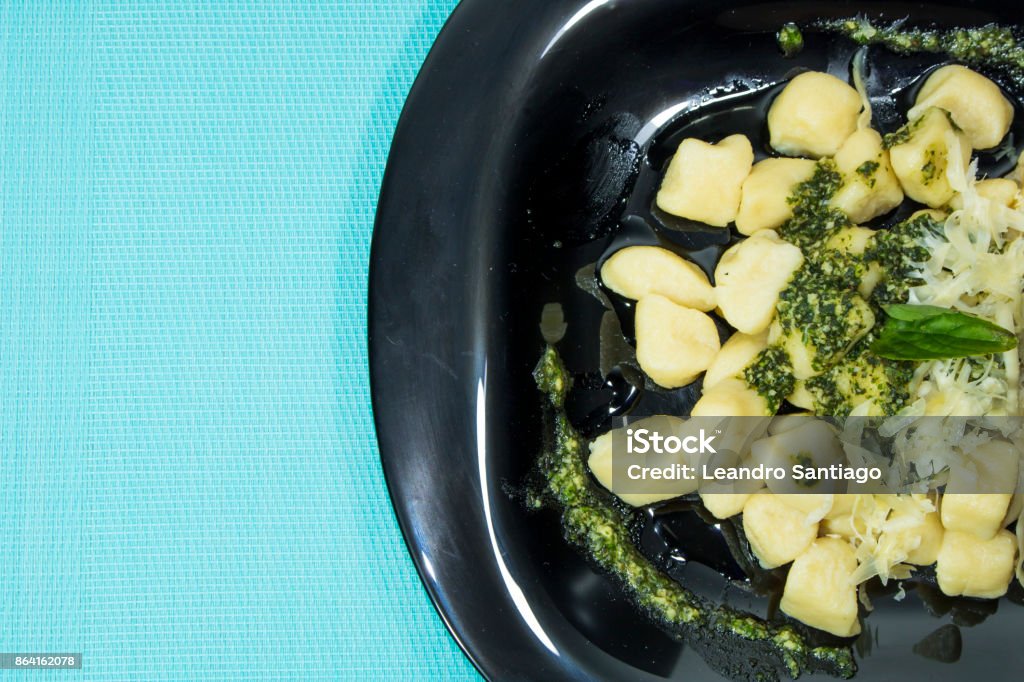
[{"left": 0, "top": 0, "right": 478, "bottom": 679}]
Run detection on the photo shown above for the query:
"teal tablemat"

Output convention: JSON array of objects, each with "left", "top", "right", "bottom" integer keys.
[{"left": 0, "top": 0, "right": 479, "bottom": 679}]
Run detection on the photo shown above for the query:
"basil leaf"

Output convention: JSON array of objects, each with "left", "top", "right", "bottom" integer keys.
[
  {"left": 870, "top": 305, "right": 1018, "bottom": 361},
  {"left": 881, "top": 303, "right": 952, "bottom": 322}
]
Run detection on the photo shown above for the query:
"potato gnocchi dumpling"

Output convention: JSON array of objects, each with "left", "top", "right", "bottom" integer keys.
[
  {"left": 909, "top": 64, "right": 1013, "bottom": 149},
  {"left": 600, "top": 246, "right": 715, "bottom": 311},
  {"left": 656, "top": 134, "right": 753, "bottom": 226},
  {"left": 587, "top": 427, "right": 699, "bottom": 507},
  {"left": 735, "top": 158, "right": 817, "bottom": 235},
  {"left": 749, "top": 422, "right": 845, "bottom": 492},
  {"left": 742, "top": 493, "right": 819, "bottom": 569},
  {"left": 976, "top": 177, "right": 1020, "bottom": 207},
  {"left": 768, "top": 71, "right": 862, "bottom": 158},
  {"left": 786, "top": 381, "right": 815, "bottom": 410},
  {"left": 780, "top": 537, "right": 861, "bottom": 637},
  {"left": 936, "top": 529, "right": 1017, "bottom": 599},
  {"left": 888, "top": 106, "right": 972, "bottom": 207},
  {"left": 702, "top": 330, "right": 768, "bottom": 390},
  {"left": 825, "top": 226, "right": 884, "bottom": 297},
  {"left": 940, "top": 493, "right": 1012, "bottom": 541},
  {"left": 829, "top": 128, "right": 904, "bottom": 223},
  {"left": 766, "top": 413, "right": 812, "bottom": 435},
  {"left": 825, "top": 494, "right": 858, "bottom": 520},
  {"left": 776, "top": 492, "right": 835, "bottom": 522},
  {"left": 971, "top": 440, "right": 1021, "bottom": 494},
  {"left": 824, "top": 225, "right": 874, "bottom": 255},
  {"left": 635, "top": 294, "right": 721, "bottom": 388},
  {"left": 714, "top": 231, "right": 803, "bottom": 335},
  {"left": 882, "top": 508, "right": 944, "bottom": 566}
]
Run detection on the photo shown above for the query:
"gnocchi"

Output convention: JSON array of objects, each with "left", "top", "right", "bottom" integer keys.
[
  {"left": 601, "top": 246, "right": 716, "bottom": 311},
  {"left": 888, "top": 106, "right": 972, "bottom": 207},
  {"left": 588, "top": 423, "right": 699, "bottom": 507},
  {"left": 742, "top": 493, "right": 819, "bottom": 569},
  {"left": 656, "top": 134, "right": 753, "bottom": 226},
  {"left": 829, "top": 128, "right": 904, "bottom": 223},
  {"left": 825, "top": 226, "right": 884, "bottom": 297},
  {"left": 702, "top": 330, "right": 768, "bottom": 390},
  {"left": 950, "top": 177, "right": 1019, "bottom": 209},
  {"left": 700, "top": 492, "right": 752, "bottom": 520},
  {"left": 909, "top": 64, "right": 1013, "bottom": 149},
  {"left": 881, "top": 508, "right": 944, "bottom": 566},
  {"left": 690, "top": 377, "right": 770, "bottom": 417},
  {"left": 780, "top": 537, "right": 861, "bottom": 637},
  {"left": 635, "top": 294, "right": 721, "bottom": 388},
  {"left": 714, "top": 231, "right": 803, "bottom": 335},
  {"left": 940, "top": 493, "right": 1012, "bottom": 541},
  {"left": 735, "top": 158, "right": 817, "bottom": 235},
  {"left": 936, "top": 529, "right": 1017, "bottom": 599},
  {"left": 768, "top": 71, "right": 862, "bottom": 158}
]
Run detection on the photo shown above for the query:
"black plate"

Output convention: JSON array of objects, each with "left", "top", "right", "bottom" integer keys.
[{"left": 370, "top": 1, "right": 1024, "bottom": 679}]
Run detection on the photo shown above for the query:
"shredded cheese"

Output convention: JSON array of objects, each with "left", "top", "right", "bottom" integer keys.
[
  {"left": 906, "top": 137, "right": 1024, "bottom": 418},
  {"left": 852, "top": 47, "right": 873, "bottom": 131}
]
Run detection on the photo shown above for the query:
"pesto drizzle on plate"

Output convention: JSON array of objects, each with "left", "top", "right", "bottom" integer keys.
[{"left": 817, "top": 18, "right": 1024, "bottom": 89}]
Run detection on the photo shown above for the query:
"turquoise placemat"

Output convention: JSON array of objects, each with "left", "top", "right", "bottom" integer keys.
[{"left": 0, "top": 0, "right": 479, "bottom": 679}]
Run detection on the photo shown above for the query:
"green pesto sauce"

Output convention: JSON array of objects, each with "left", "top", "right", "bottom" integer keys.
[
  {"left": 855, "top": 160, "right": 880, "bottom": 187},
  {"left": 816, "top": 18, "right": 1024, "bottom": 90},
  {"left": 532, "top": 346, "right": 856, "bottom": 680},
  {"left": 921, "top": 148, "right": 941, "bottom": 185},
  {"left": 806, "top": 335, "right": 916, "bottom": 416},
  {"left": 882, "top": 127, "right": 910, "bottom": 150},
  {"left": 746, "top": 155, "right": 926, "bottom": 416},
  {"left": 776, "top": 263, "right": 870, "bottom": 370},
  {"left": 864, "top": 213, "right": 941, "bottom": 306},
  {"left": 744, "top": 346, "right": 796, "bottom": 413},
  {"left": 777, "top": 22, "right": 804, "bottom": 58},
  {"left": 779, "top": 161, "right": 848, "bottom": 249}
]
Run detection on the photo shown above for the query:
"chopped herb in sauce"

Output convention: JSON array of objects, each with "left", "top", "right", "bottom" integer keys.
[
  {"left": 855, "top": 160, "right": 879, "bottom": 187},
  {"left": 776, "top": 264, "right": 873, "bottom": 370},
  {"left": 817, "top": 18, "right": 1024, "bottom": 90},
  {"left": 745, "top": 346, "right": 796, "bottom": 413},
  {"left": 806, "top": 336, "right": 915, "bottom": 416},
  {"left": 864, "top": 213, "right": 941, "bottom": 306},
  {"left": 921, "top": 149, "right": 940, "bottom": 184},
  {"left": 779, "top": 161, "right": 848, "bottom": 249},
  {"left": 777, "top": 22, "right": 804, "bottom": 58},
  {"left": 882, "top": 127, "right": 911, "bottom": 149}
]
